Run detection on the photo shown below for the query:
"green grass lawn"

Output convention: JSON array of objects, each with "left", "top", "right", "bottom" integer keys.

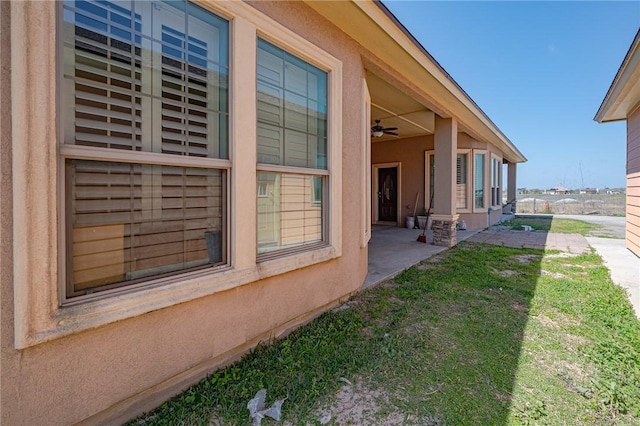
[
  {"left": 131, "top": 242, "right": 640, "bottom": 425},
  {"left": 503, "top": 216, "right": 602, "bottom": 235}
]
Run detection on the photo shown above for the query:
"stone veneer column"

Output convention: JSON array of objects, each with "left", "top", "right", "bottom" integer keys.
[
  {"left": 432, "top": 116, "right": 458, "bottom": 247},
  {"left": 431, "top": 214, "right": 459, "bottom": 247}
]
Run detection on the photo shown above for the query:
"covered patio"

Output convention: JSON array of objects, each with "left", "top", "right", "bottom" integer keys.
[{"left": 364, "top": 224, "right": 484, "bottom": 288}]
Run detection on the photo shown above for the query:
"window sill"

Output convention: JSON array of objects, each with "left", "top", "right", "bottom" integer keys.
[{"left": 19, "top": 245, "right": 339, "bottom": 348}]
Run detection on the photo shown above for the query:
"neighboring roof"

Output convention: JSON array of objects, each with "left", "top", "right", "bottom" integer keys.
[
  {"left": 595, "top": 28, "right": 640, "bottom": 123},
  {"left": 305, "top": 0, "right": 527, "bottom": 164}
]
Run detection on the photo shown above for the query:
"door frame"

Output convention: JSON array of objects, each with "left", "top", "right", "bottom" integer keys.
[{"left": 372, "top": 162, "right": 402, "bottom": 225}]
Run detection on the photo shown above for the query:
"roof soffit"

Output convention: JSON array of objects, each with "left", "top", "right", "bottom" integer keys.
[
  {"left": 595, "top": 30, "right": 640, "bottom": 122},
  {"left": 305, "top": 0, "right": 526, "bottom": 163}
]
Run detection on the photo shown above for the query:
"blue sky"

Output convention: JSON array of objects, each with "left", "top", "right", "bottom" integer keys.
[{"left": 384, "top": 0, "right": 640, "bottom": 190}]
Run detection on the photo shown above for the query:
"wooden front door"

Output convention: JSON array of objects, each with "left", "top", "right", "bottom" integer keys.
[{"left": 378, "top": 167, "right": 397, "bottom": 222}]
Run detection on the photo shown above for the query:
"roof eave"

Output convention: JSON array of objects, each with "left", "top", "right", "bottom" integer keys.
[
  {"left": 595, "top": 28, "right": 640, "bottom": 123},
  {"left": 305, "top": 0, "right": 527, "bottom": 163}
]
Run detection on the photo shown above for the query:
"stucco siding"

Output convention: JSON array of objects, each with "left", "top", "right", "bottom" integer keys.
[
  {"left": 372, "top": 135, "right": 434, "bottom": 224},
  {"left": 0, "top": 1, "right": 369, "bottom": 424},
  {"left": 371, "top": 133, "right": 507, "bottom": 230}
]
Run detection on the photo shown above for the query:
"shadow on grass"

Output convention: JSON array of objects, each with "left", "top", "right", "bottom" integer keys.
[
  {"left": 378, "top": 242, "right": 543, "bottom": 424},
  {"left": 130, "top": 234, "right": 640, "bottom": 425},
  {"left": 129, "top": 243, "right": 544, "bottom": 425}
]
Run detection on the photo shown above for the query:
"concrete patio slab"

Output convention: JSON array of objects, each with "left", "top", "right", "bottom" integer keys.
[{"left": 363, "top": 225, "right": 482, "bottom": 289}]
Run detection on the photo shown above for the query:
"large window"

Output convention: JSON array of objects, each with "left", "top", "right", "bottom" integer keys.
[
  {"left": 425, "top": 150, "right": 471, "bottom": 211},
  {"left": 474, "top": 152, "right": 485, "bottom": 209},
  {"left": 456, "top": 152, "right": 469, "bottom": 209},
  {"left": 491, "top": 156, "right": 502, "bottom": 207},
  {"left": 62, "top": 0, "right": 229, "bottom": 298},
  {"left": 256, "top": 38, "right": 328, "bottom": 256}
]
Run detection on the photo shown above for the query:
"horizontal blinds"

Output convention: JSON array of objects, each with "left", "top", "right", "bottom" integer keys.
[
  {"left": 475, "top": 154, "right": 485, "bottom": 209},
  {"left": 69, "top": 159, "right": 224, "bottom": 293},
  {"left": 72, "top": 10, "right": 143, "bottom": 151},
  {"left": 456, "top": 154, "right": 467, "bottom": 209},
  {"left": 65, "top": 0, "right": 229, "bottom": 158}
]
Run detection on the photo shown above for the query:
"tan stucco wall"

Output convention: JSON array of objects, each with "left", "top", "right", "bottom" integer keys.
[
  {"left": 627, "top": 108, "right": 640, "bottom": 257},
  {"left": 371, "top": 132, "right": 506, "bottom": 230},
  {"left": 371, "top": 135, "right": 434, "bottom": 223},
  {"left": 1, "top": 1, "right": 13, "bottom": 423},
  {"left": 0, "top": 1, "right": 369, "bottom": 424}
]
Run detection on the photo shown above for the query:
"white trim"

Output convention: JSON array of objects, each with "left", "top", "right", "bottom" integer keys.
[
  {"left": 472, "top": 149, "right": 488, "bottom": 213},
  {"left": 257, "top": 163, "right": 330, "bottom": 176},
  {"left": 372, "top": 162, "right": 401, "bottom": 224},
  {"left": 424, "top": 149, "right": 472, "bottom": 214},
  {"left": 456, "top": 149, "right": 472, "bottom": 213},
  {"left": 490, "top": 153, "right": 503, "bottom": 208},
  {"left": 361, "top": 78, "right": 372, "bottom": 247},
  {"left": 59, "top": 145, "right": 232, "bottom": 170}
]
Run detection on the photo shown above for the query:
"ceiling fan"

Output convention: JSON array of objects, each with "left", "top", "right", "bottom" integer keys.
[{"left": 371, "top": 119, "right": 398, "bottom": 137}]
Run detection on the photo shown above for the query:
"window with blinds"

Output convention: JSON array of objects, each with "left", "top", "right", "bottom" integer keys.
[
  {"left": 62, "top": 0, "right": 229, "bottom": 298},
  {"left": 456, "top": 153, "right": 468, "bottom": 209},
  {"left": 474, "top": 153, "right": 485, "bottom": 209},
  {"left": 491, "top": 157, "right": 502, "bottom": 207},
  {"left": 256, "top": 38, "right": 328, "bottom": 256}
]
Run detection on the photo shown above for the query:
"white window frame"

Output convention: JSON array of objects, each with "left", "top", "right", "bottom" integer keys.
[
  {"left": 456, "top": 149, "right": 472, "bottom": 213},
  {"left": 361, "top": 78, "right": 371, "bottom": 248},
  {"left": 472, "top": 149, "right": 488, "bottom": 213},
  {"left": 491, "top": 154, "right": 503, "bottom": 208},
  {"left": 11, "top": 0, "right": 342, "bottom": 349},
  {"left": 425, "top": 149, "right": 472, "bottom": 213}
]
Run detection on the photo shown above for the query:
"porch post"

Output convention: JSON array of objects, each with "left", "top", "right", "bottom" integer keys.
[
  {"left": 508, "top": 162, "right": 517, "bottom": 211},
  {"left": 432, "top": 116, "right": 459, "bottom": 247}
]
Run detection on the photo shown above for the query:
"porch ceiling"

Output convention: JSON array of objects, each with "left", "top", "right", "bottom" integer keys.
[
  {"left": 368, "top": 72, "right": 435, "bottom": 142},
  {"left": 305, "top": 0, "right": 527, "bottom": 164}
]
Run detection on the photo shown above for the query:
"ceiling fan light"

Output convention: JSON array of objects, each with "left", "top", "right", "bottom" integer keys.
[{"left": 372, "top": 130, "right": 384, "bottom": 137}]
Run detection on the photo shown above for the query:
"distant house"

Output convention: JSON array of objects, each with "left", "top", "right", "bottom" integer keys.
[
  {"left": 580, "top": 188, "right": 600, "bottom": 195},
  {"left": 544, "top": 186, "right": 570, "bottom": 195},
  {"left": 595, "top": 28, "right": 640, "bottom": 258},
  {"left": 0, "top": 1, "right": 526, "bottom": 424}
]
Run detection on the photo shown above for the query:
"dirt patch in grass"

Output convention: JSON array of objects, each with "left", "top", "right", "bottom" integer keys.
[
  {"left": 513, "top": 254, "right": 542, "bottom": 264},
  {"left": 540, "top": 270, "right": 566, "bottom": 279},
  {"left": 311, "top": 379, "right": 443, "bottom": 426},
  {"left": 493, "top": 268, "right": 519, "bottom": 277}
]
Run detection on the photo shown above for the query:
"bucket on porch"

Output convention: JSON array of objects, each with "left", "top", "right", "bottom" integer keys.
[
  {"left": 417, "top": 216, "right": 432, "bottom": 230},
  {"left": 405, "top": 216, "right": 415, "bottom": 229}
]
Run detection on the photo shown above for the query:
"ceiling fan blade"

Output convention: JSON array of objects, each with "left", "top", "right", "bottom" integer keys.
[
  {"left": 382, "top": 127, "right": 398, "bottom": 131},
  {"left": 384, "top": 131, "right": 399, "bottom": 136}
]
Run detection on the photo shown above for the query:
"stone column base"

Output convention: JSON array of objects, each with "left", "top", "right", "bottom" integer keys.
[{"left": 431, "top": 214, "right": 459, "bottom": 248}]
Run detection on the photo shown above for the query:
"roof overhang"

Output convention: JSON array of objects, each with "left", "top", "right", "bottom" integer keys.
[
  {"left": 305, "top": 0, "right": 526, "bottom": 163},
  {"left": 595, "top": 29, "right": 640, "bottom": 123}
]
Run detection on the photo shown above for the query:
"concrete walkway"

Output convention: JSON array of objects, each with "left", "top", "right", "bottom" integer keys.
[
  {"left": 365, "top": 215, "right": 640, "bottom": 318},
  {"left": 363, "top": 225, "right": 482, "bottom": 289},
  {"left": 587, "top": 237, "right": 640, "bottom": 319}
]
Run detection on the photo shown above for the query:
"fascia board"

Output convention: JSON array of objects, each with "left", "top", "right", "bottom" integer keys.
[{"left": 595, "top": 29, "right": 640, "bottom": 123}]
